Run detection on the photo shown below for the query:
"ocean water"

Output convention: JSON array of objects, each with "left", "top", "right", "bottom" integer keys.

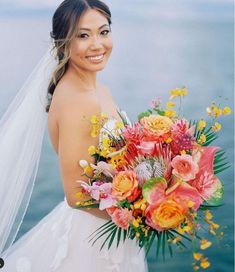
[{"left": 0, "top": 1, "right": 234, "bottom": 271}]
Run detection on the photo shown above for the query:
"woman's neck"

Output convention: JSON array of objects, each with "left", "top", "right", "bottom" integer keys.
[{"left": 67, "top": 62, "right": 97, "bottom": 91}]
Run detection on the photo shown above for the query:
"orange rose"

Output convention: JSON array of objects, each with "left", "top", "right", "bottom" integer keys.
[
  {"left": 145, "top": 197, "right": 186, "bottom": 231},
  {"left": 140, "top": 115, "right": 173, "bottom": 139},
  {"left": 112, "top": 170, "right": 139, "bottom": 201}
]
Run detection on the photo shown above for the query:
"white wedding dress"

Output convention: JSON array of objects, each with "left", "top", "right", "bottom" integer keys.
[{"left": 1, "top": 119, "right": 149, "bottom": 272}]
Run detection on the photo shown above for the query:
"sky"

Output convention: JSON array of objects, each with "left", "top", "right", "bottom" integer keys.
[{"left": 0, "top": 0, "right": 233, "bottom": 10}]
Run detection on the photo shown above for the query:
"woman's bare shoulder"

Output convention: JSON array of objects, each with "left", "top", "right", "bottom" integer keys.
[{"left": 50, "top": 81, "right": 101, "bottom": 122}]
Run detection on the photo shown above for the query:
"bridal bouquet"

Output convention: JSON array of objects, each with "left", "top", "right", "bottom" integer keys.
[{"left": 76, "top": 87, "right": 231, "bottom": 270}]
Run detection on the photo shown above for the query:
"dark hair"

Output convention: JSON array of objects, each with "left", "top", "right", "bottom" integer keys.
[{"left": 46, "top": 0, "right": 112, "bottom": 112}]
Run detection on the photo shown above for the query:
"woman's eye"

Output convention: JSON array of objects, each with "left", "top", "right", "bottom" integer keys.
[
  {"left": 78, "top": 33, "right": 89, "bottom": 39},
  {"left": 101, "top": 30, "right": 110, "bottom": 36}
]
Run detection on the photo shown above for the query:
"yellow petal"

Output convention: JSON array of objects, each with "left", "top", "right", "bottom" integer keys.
[
  {"left": 193, "top": 252, "right": 203, "bottom": 261},
  {"left": 200, "top": 239, "right": 212, "bottom": 250}
]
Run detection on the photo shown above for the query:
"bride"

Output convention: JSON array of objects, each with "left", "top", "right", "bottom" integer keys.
[{"left": 0, "top": 0, "right": 148, "bottom": 271}]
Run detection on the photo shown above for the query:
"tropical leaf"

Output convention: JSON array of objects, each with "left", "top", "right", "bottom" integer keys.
[
  {"left": 145, "top": 230, "right": 156, "bottom": 257},
  {"left": 214, "top": 149, "right": 230, "bottom": 174},
  {"left": 117, "top": 227, "right": 122, "bottom": 248},
  {"left": 108, "top": 227, "right": 118, "bottom": 249},
  {"left": 156, "top": 232, "right": 162, "bottom": 258},
  {"left": 166, "top": 231, "right": 173, "bottom": 257}
]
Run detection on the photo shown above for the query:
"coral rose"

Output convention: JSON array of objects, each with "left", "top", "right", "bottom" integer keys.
[
  {"left": 171, "top": 154, "right": 199, "bottom": 181},
  {"left": 145, "top": 197, "right": 186, "bottom": 231},
  {"left": 140, "top": 115, "right": 173, "bottom": 139},
  {"left": 110, "top": 208, "right": 134, "bottom": 230},
  {"left": 112, "top": 170, "right": 139, "bottom": 201}
]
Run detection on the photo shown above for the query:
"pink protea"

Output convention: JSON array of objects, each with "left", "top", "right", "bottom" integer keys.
[
  {"left": 171, "top": 154, "right": 199, "bottom": 181},
  {"left": 110, "top": 208, "right": 134, "bottom": 230},
  {"left": 171, "top": 119, "right": 196, "bottom": 154},
  {"left": 122, "top": 123, "right": 142, "bottom": 145}
]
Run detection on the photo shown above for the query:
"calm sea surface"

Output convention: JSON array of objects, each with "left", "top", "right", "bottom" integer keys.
[{"left": 0, "top": 1, "right": 233, "bottom": 271}]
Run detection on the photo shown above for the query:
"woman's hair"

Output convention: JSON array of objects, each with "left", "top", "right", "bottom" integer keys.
[{"left": 46, "top": 0, "right": 112, "bottom": 112}]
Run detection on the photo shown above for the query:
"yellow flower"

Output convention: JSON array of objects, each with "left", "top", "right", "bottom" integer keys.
[
  {"left": 213, "top": 107, "right": 222, "bottom": 118},
  {"left": 90, "top": 115, "right": 99, "bottom": 124},
  {"left": 180, "top": 87, "right": 187, "bottom": 96},
  {"left": 100, "top": 149, "right": 108, "bottom": 157},
  {"left": 193, "top": 252, "right": 203, "bottom": 261},
  {"left": 166, "top": 101, "right": 175, "bottom": 108},
  {"left": 200, "top": 239, "right": 212, "bottom": 250},
  {"left": 165, "top": 137, "right": 172, "bottom": 143},
  {"left": 84, "top": 165, "right": 93, "bottom": 174},
  {"left": 170, "top": 88, "right": 181, "bottom": 99},
  {"left": 198, "top": 119, "right": 207, "bottom": 131},
  {"left": 198, "top": 134, "right": 206, "bottom": 144},
  {"left": 180, "top": 150, "right": 186, "bottom": 155},
  {"left": 212, "top": 122, "right": 221, "bottom": 132},
  {"left": 200, "top": 258, "right": 210, "bottom": 269},
  {"left": 165, "top": 109, "right": 176, "bottom": 118},
  {"left": 102, "top": 137, "right": 111, "bottom": 149},
  {"left": 115, "top": 120, "right": 124, "bottom": 129},
  {"left": 88, "top": 145, "right": 97, "bottom": 155},
  {"left": 187, "top": 200, "right": 195, "bottom": 208},
  {"left": 193, "top": 265, "right": 200, "bottom": 271},
  {"left": 132, "top": 220, "right": 140, "bottom": 228},
  {"left": 223, "top": 106, "right": 231, "bottom": 115},
  {"left": 135, "top": 232, "right": 140, "bottom": 238},
  {"left": 172, "top": 236, "right": 182, "bottom": 244},
  {"left": 205, "top": 210, "right": 213, "bottom": 220}
]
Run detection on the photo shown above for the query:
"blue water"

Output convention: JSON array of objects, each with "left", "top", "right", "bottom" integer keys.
[{"left": 0, "top": 1, "right": 233, "bottom": 271}]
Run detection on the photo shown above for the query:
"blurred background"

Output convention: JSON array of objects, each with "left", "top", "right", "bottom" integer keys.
[{"left": 0, "top": 0, "right": 234, "bottom": 271}]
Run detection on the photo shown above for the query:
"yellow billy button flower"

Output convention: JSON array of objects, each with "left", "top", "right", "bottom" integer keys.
[
  {"left": 180, "top": 150, "right": 187, "bottom": 155},
  {"left": 223, "top": 106, "right": 231, "bottom": 115},
  {"left": 135, "top": 232, "right": 140, "bottom": 238},
  {"left": 198, "top": 119, "right": 207, "bottom": 131},
  {"left": 88, "top": 145, "right": 97, "bottom": 155},
  {"left": 200, "top": 258, "right": 210, "bottom": 269},
  {"left": 193, "top": 252, "right": 203, "bottom": 261},
  {"left": 212, "top": 122, "right": 221, "bottom": 132},
  {"left": 200, "top": 239, "right": 212, "bottom": 250},
  {"left": 187, "top": 200, "right": 195, "bottom": 208}
]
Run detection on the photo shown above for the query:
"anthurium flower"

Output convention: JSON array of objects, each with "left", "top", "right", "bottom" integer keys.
[
  {"left": 171, "top": 154, "right": 199, "bottom": 181},
  {"left": 142, "top": 177, "right": 167, "bottom": 205},
  {"left": 189, "top": 146, "right": 224, "bottom": 204}
]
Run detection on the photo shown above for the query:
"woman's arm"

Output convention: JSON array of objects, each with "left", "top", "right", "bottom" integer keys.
[{"left": 55, "top": 90, "right": 111, "bottom": 220}]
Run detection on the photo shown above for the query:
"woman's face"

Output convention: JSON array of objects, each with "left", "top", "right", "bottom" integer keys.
[{"left": 69, "top": 8, "right": 113, "bottom": 72}]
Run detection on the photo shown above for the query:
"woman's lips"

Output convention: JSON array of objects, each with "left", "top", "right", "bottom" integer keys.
[{"left": 86, "top": 53, "right": 105, "bottom": 63}]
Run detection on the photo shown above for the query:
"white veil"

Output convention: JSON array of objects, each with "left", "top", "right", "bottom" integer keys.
[{"left": 0, "top": 45, "right": 57, "bottom": 257}]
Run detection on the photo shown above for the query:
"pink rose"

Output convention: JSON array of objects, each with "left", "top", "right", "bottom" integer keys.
[
  {"left": 110, "top": 208, "right": 134, "bottom": 230},
  {"left": 171, "top": 154, "right": 199, "bottom": 181}
]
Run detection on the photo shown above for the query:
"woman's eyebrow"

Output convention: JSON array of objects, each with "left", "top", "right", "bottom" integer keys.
[{"left": 78, "top": 24, "right": 109, "bottom": 31}]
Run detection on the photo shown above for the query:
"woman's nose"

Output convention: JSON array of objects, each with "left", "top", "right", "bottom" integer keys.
[{"left": 90, "top": 36, "right": 103, "bottom": 50}]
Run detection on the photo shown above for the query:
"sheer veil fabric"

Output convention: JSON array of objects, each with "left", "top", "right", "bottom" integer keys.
[
  {"left": 0, "top": 45, "right": 57, "bottom": 257},
  {"left": 0, "top": 47, "right": 149, "bottom": 272}
]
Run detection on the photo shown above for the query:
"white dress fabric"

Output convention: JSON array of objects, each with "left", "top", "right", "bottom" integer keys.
[{"left": 2, "top": 119, "right": 149, "bottom": 272}]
